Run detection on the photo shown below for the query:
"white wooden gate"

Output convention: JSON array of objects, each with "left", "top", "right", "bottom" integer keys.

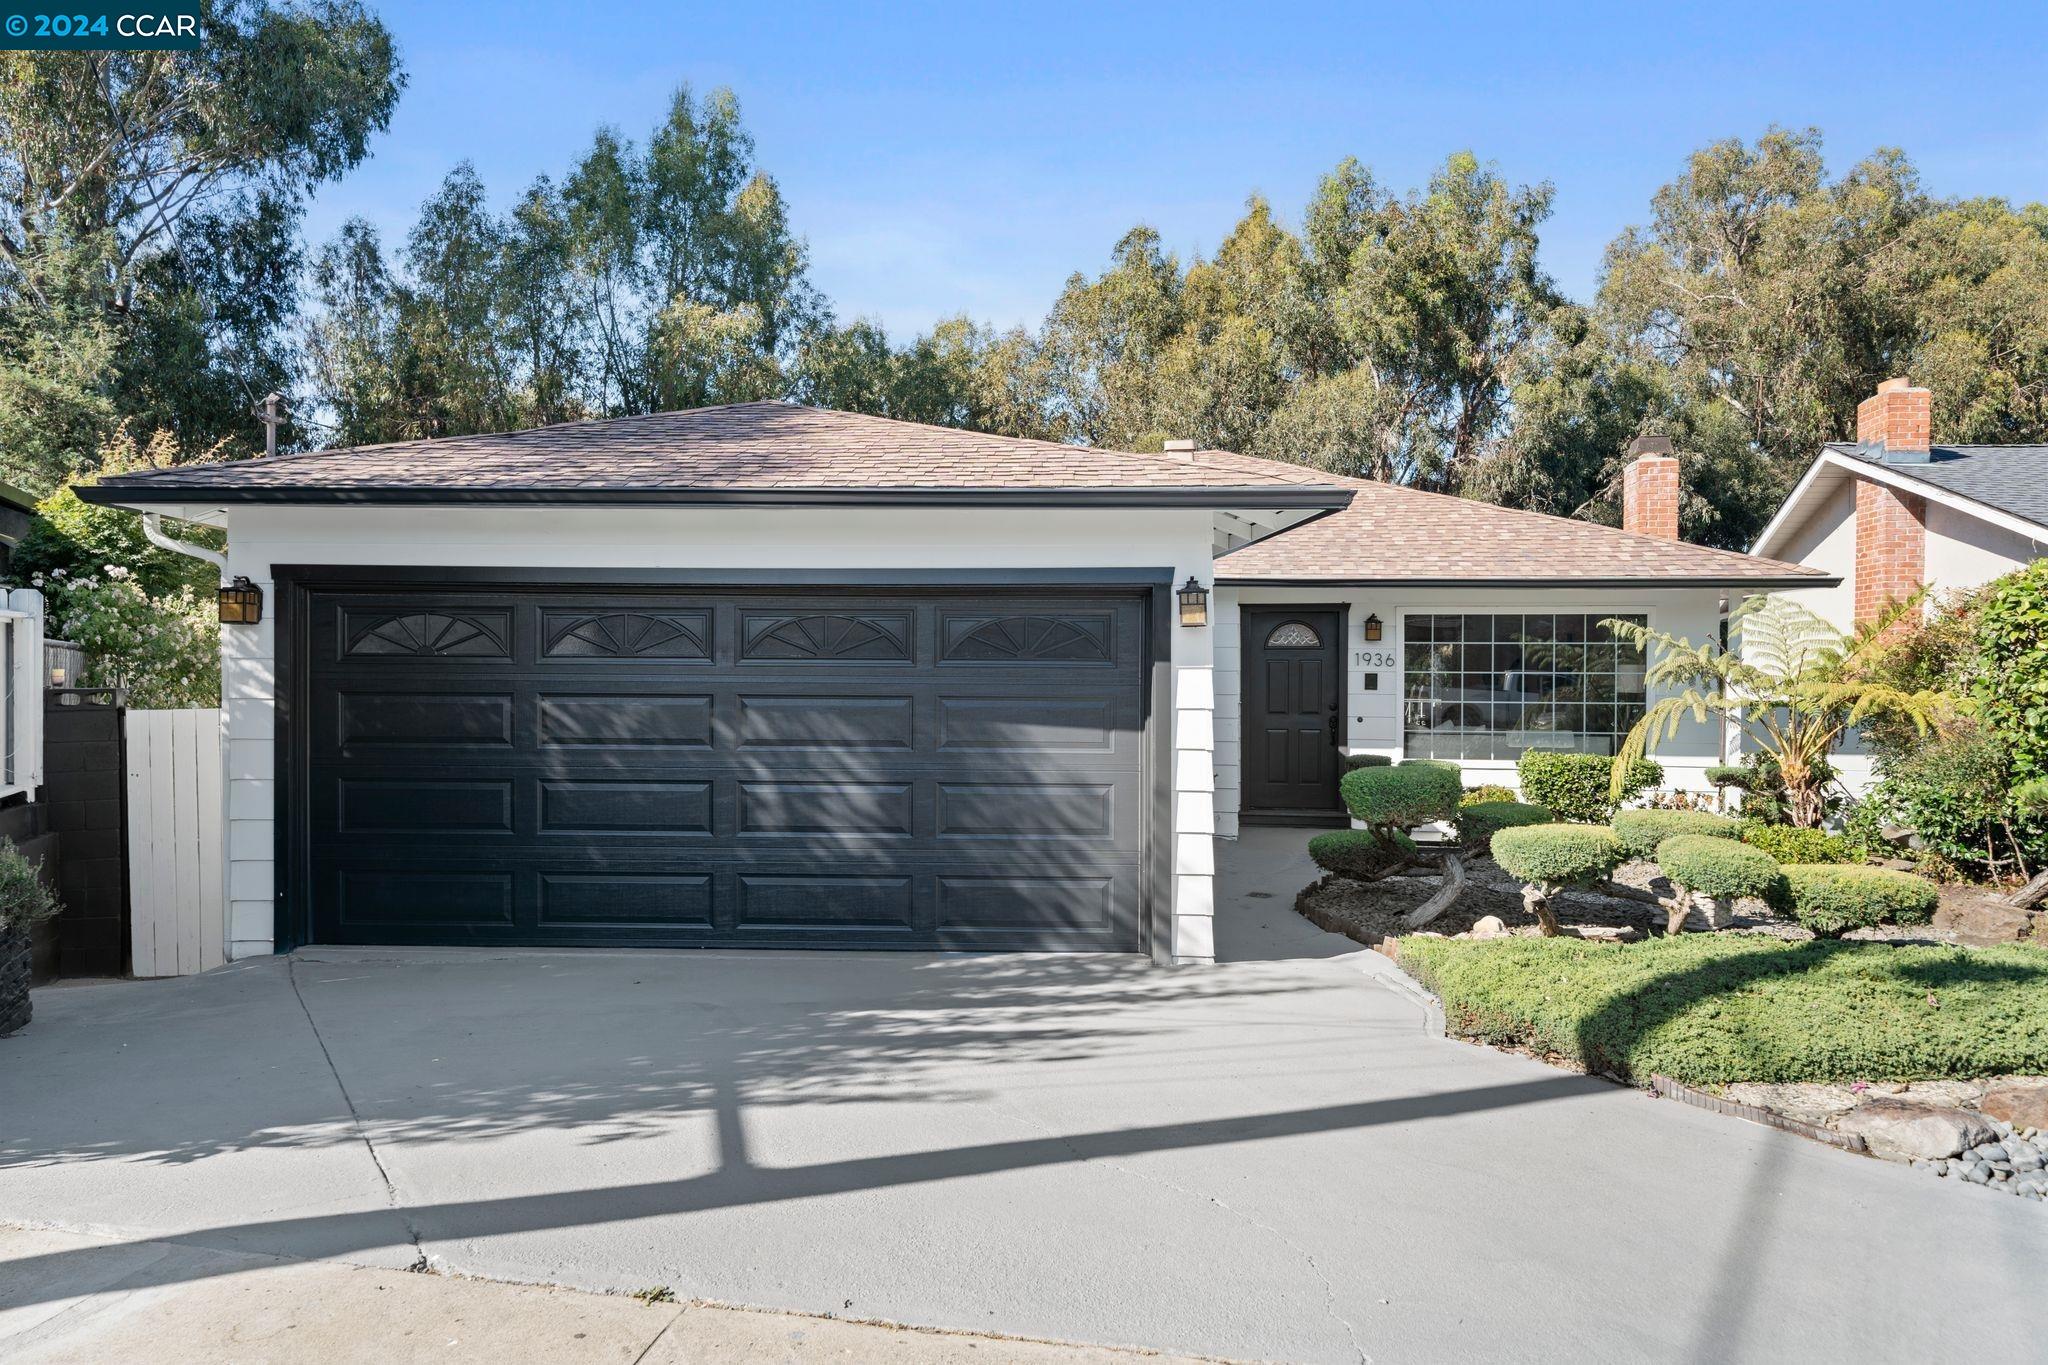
[{"left": 124, "top": 708, "right": 225, "bottom": 977}]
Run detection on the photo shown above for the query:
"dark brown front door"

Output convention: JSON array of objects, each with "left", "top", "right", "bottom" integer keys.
[{"left": 1243, "top": 607, "right": 1343, "bottom": 815}]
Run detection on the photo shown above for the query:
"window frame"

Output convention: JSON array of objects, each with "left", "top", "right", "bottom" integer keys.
[{"left": 1396, "top": 606, "right": 1653, "bottom": 765}]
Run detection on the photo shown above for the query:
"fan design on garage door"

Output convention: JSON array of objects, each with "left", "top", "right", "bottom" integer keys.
[
  {"left": 543, "top": 611, "right": 710, "bottom": 659},
  {"left": 742, "top": 613, "right": 911, "bottom": 661},
  {"left": 345, "top": 611, "right": 510, "bottom": 658},
  {"left": 943, "top": 614, "right": 1111, "bottom": 662}
]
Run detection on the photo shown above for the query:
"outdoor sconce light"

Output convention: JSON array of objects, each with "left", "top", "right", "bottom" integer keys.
[
  {"left": 1177, "top": 577, "right": 1209, "bottom": 628},
  {"left": 1363, "top": 614, "right": 1383, "bottom": 642},
  {"left": 218, "top": 576, "right": 263, "bottom": 625}
]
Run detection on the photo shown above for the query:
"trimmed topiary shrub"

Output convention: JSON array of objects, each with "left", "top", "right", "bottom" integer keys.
[
  {"left": 1454, "top": 801, "right": 1552, "bottom": 855},
  {"left": 1654, "top": 834, "right": 1787, "bottom": 935},
  {"left": 1739, "top": 819, "right": 1856, "bottom": 865},
  {"left": 1343, "top": 753, "right": 1392, "bottom": 771},
  {"left": 0, "top": 838, "right": 60, "bottom": 1038},
  {"left": 1461, "top": 783, "right": 1518, "bottom": 807},
  {"left": 1340, "top": 761, "right": 1464, "bottom": 832},
  {"left": 1309, "top": 829, "right": 1418, "bottom": 880},
  {"left": 1704, "top": 765, "right": 1752, "bottom": 791},
  {"left": 1781, "top": 865, "right": 1939, "bottom": 939},
  {"left": 1489, "top": 823, "right": 1625, "bottom": 936},
  {"left": 1516, "top": 751, "right": 1664, "bottom": 823},
  {"left": 1612, "top": 809, "right": 1741, "bottom": 861}
]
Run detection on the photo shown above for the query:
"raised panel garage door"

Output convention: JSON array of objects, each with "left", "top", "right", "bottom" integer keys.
[{"left": 297, "top": 586, "right": 1152, "bottom": 951}]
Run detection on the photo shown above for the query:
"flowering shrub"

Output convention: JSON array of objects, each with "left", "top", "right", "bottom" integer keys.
[{"left": 34, "top": 566, "right": 219, "bottom": 708}]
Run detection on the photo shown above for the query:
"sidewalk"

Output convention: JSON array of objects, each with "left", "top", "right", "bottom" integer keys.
[{"left": 0, "top": 1225, "right": 1216, "bottom": 1364}]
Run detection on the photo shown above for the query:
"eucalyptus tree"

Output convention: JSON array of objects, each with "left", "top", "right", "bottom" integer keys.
[{"left": 0, "top": 0, "right": 403, "bottom": 485}]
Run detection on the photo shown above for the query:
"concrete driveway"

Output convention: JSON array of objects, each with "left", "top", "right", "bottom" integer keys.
[{"left": 4, "top": 828, "right": 2044, "bottom": 1363}]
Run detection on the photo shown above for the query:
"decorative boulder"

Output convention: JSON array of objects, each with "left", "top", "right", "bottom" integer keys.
[
  {"left": 1981, "top": 1081, "right": 2048, "bottom": 1132},
  {"left": 1838, "top": 1098, "right": 1997, "bottom": 1162}
]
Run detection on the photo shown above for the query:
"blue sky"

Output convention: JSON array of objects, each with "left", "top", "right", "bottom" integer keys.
[{"left": 304, "top": 1, "right": 2048, "bottom": 339}]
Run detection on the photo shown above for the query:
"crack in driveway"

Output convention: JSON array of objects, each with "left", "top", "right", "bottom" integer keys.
[{"left": 286, "top": 956, "right": 428, "bottom": 1267}]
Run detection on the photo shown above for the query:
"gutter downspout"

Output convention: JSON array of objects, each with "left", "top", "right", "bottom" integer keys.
[{"left": 141, "top": 512, "right": 228, "bottom": 584}]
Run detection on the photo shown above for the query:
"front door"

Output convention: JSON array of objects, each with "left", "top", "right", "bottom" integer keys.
[{"left": 1243, "top": 607, "right": 1343, "bottom": 816}]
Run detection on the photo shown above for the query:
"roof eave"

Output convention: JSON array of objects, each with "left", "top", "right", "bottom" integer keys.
[
  {"left": 1215, "top": 573, "right": 1841, "bottom": 590},
  {"left": 76, "top": 484, "right": 1354, "bottom": 511}
]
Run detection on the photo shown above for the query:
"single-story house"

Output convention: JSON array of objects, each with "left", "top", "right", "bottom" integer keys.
[
  {"left": 1750, "top": 377, "right": 2048, "bottom": 791},
  {"left": 81, "top": 402, "right": 1826, "bottom": 964}
]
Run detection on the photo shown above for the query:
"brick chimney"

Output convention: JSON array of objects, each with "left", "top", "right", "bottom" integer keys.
[
  {"left": 1851, "top": 380, "right": 1931, "bottom": 624},
  {"left": 1622, "top": 436, "right": 1679, "bottom": 539},
  {"left": 1855, "top": 377, "right": 1932, "bottom": 464}
]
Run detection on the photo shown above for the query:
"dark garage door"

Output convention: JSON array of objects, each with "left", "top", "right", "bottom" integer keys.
[{"left": 297, "top": 585, "right": 1152, "bottom": 951}]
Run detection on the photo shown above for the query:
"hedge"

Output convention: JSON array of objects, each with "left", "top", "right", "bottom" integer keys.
[
  {"left": 1343, "top": 753, "right": 1392, "bottom": 772},
  {"left": 1309, "top": 829, "right": 1418, "bottom": 879},
  {"left": 1454, "top": 801, "right": 1552, "bottom": 855},
  {"left": 1461, "top": 783, "right": 1518, "bottom": 807},
  {"left": 1781, "top": 865, "right": 1939, "bottom": 939},
  {"left": 1739, "top": 820, "right": 1856, "bottom": 865},
  {"left": 1654, "top": 834, "right": 1786, "bottom": 904},
  {"left": 1396, "top": 935, "right": 2048, "bottom": 1086},
  {"left": 1490, "top": 823, "right": 1624, "bottom": 889},
  {"left": 1340, "top": 761, "right": 1463, "bottom": 831},
  {"left": 1611, "top": 809, "right": 1741, "bottom": 861},
  {"left": 1516, "top": 752, "right": 1664, "bottom": 822},
  {"left": 1704, "top": 765, "right": 1752, "bottom": 791}
]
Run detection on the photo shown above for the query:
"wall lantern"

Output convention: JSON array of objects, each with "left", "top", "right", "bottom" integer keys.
[
  {"left": 1363, "top": 614, "right": 1383, "bottom": 642},
  {"left": 1177, "top": 577, "right": 1209, "bottom": 628},
  {"left": 218, "top": 576, "right": 263, "bottom": 625}
]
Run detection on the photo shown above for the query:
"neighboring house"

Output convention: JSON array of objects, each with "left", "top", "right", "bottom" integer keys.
[
  {"left": 0, "top": 482, "right": 36, "bottom": 571},
  {"left": 1750, "top": 377, "right": 2048, "bottom": 790},
  {"left": 80, "top": 403, "right": 1825, "bottom": 965}
]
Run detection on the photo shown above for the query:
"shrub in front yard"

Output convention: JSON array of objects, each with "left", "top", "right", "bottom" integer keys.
[
  {"left": 1309, "top": 829, "right": 1418, "bottom": 880},
  {"left": 1611, "top": 809, "right": 1741, "bottom": 861},
  {"left": 1343, "top": 753, "right": 1392, "bottom": 771},
  {"left": 1489, "top": 823, "right": 1625, "bottom": 936},
  {"left": 1654, "top": 834, "right": 1787, "bottom": 935},
  {"left": 1454, "top": 801, "right": 1552, "bottom": 856},
  {"left": 1340, "top": 761, "right": 1463, "bottom": 833},
  {"left": 1780, "top": 865, "right": 1939, "bottom": 939},
  {"left": 1395, "top": 934, "right": 2048, "bottom": 1086},
  {"left": 1704, "top": 764, "right": 1751, "bottom": 792},
  {"left": 1739, "top": 819, "right": 1857, "bottom": 865},
  {"left": 1321, "top": 761, "right": 1464, "bottom": 883},
  {"left": 1516, "top": 752, "right": 1664, "bottom": 823},
  {"left": 0, "top": 838, "right": 60, "bottom": 1038},
  {"left": 1461, "top": 783, "right": 1518, "bottom": 807}
]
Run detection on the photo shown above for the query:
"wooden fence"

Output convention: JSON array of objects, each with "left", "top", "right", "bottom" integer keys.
[{"left": 123, "top": 708, "right": 225, "bottom": 977}]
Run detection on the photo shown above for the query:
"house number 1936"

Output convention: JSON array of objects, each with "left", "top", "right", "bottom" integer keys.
[{"left": 1353, "top": 650, "right": 1395, "bottom": 669}]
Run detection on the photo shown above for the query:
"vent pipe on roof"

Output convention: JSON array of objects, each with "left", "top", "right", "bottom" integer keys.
[{"left": 253, "top": 391, "right": 284, "bottom": 458}]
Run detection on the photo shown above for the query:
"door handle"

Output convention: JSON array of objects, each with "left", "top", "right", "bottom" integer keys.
[{"left": 1328, "top": 713, "right": 1339, "bottom": 743}]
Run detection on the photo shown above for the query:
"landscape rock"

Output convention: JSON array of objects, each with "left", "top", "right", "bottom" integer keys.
[
  {"left": 1469, "top": 915, "right": 1508, "bottom": 939},
  {"left": 1980, "top": 1081, "right": 2048, "bottom": 1132},
  {"left": 1838, "top": 1098, "right": 1997, "bottom": 1161},
  {"left": 1933, "top": 899, "right": 2033, "bottom": 946}
]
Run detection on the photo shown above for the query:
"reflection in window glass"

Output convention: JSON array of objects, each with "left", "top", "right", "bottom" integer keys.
[{"left": 1401, "top": 613, "right": 1648, "bottom": 761}]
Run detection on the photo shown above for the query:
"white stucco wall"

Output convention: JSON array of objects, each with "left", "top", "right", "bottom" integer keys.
[
  {"left": 1211, "top": 585, "right": 1729, "bottom": 837},
  {"left": 1925, "top": 500, "right": 2046, "bottom": 599},
  {"left": 1770, "top": 480, "right": 1857, "bottom": 626},
  {"left": 217, "top": 505, "right": 1220, "bottom": 964}
]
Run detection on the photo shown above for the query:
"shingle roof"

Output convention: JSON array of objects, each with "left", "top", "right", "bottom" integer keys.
[
  {"left": 1830, "top": 442, "right": 2048, "bottom": 530},
  {"left": 1217, "top": 469, "right": 1831, "bottom": 586},
  {"left": 76, "top": 401, "right": 1348, "bottom": 508}
]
